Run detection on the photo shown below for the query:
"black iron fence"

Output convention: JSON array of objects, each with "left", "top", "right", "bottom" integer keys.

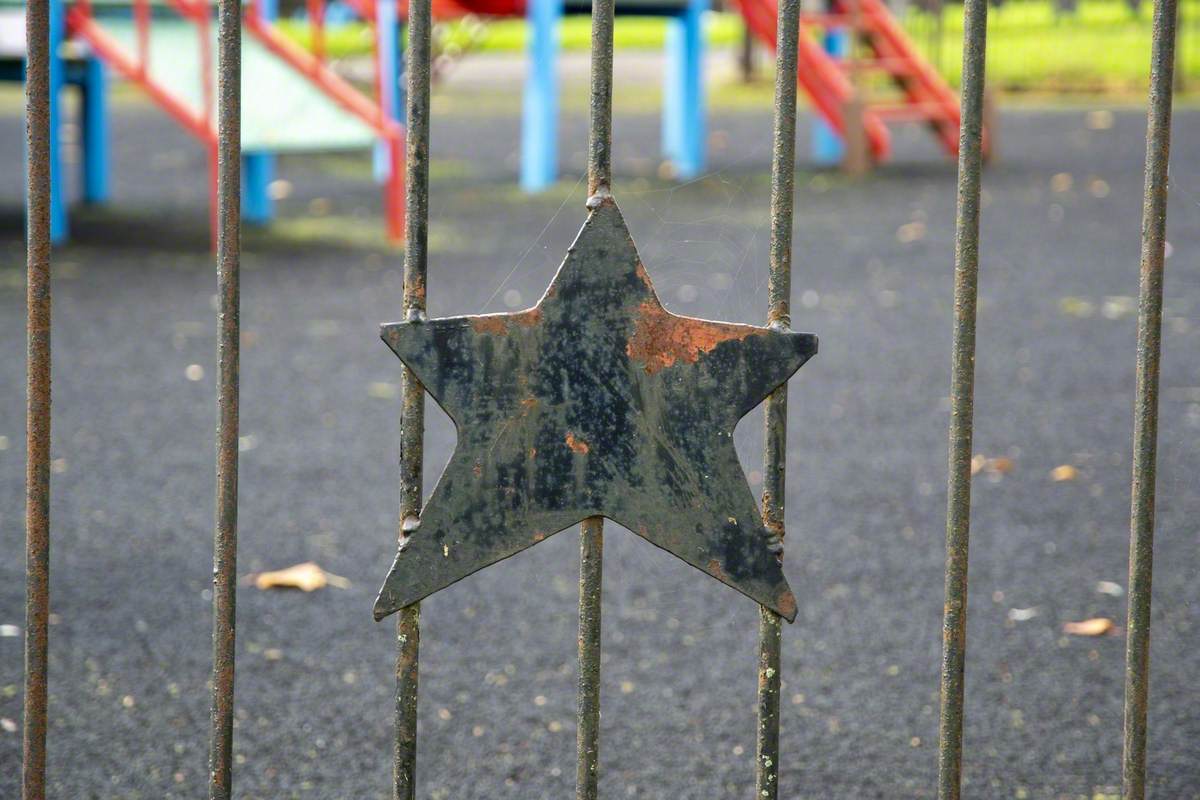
[{"left": 18, "top": 0, "right": 1178, "bottom": 795}]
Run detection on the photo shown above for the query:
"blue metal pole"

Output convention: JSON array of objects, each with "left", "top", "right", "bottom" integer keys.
[
  {"left": 519, "top": 0, "right": 562, "bottom": 192},
  {"left": 373, "top": 0, "right": 401, "bottom": 181},
  {"left": 241, "top": 152, "right": 273, "bottom": 223},
  {"left": 662, "top": 0, "right": 707, "bottom": 179},
  {"left": 242, "top": 0, "right": 277, "bottom": 223},
  {"left": 48, "top": 0, "right": 67, "bottom": 242},
  {"left": 81, "top": 58, "right": 110, "bottom": 203},
  {"left": 812, "top": 26, "right": 848, "bottom": 165}
]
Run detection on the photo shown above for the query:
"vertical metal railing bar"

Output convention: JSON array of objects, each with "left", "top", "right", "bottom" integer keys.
[
  {"left": 576, "top": 516, "right": 604, "bottom": 800},
  {"left": 585, "top": 0, "right": 614, "bottom": 199},
  {"left": 1122, "top": 0, "right": 1178, "bottom": 796},
  {"left": 22, "top": 0, "right": 52, "bottom": 797},
  {"left": 754, "top": 0, "right": 799, "bottom": 796},
  {"left": 394, "top": 0, "right": 431, "bottom": 794},
  {"left": 207, "top": 0, "right": 242, "bottom": 795},
  {"left": 577, "top": 1, "right": 614, "bottom": 797},
  {"left": 935, "top": 0, "right": 988, "bottom": 796}
]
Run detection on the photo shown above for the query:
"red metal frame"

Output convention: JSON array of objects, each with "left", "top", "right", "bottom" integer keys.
[
  {"left": 243, "top": 1, "right": 405, "bottom": 239},
  {"left": 66, "top": 0, "right": 406, "bottom": 243},
  {"left": 738, "top": 0, "right": 890, "bottom": 161},
  {"left": 307, "top": 0, "right": 326, "bottom": 61},
  {"left": 737, "top": 0, "right": 989, "bottom": 165}
]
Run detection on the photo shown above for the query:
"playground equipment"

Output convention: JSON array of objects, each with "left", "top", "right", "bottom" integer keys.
[
  {"left": 514, "top": 0, "right": 708, "bottom": 190},
  {"left": 1, "top": 0, "right": 112, "bottom": 240},
  {"left": 1, "top": 0, "right": 404, "bottom": 244},
  {"left": 737, "top": 0, "right": 987, "bottom": 167},
  {"left": 4, "top": 0, "right": 977, "bottom": 246},
  {"left": 474, "top": 0, "right": 973, "bottom": 187}
]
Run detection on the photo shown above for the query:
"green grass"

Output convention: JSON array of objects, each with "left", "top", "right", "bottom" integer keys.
[
  {"left": 442, "top": 12, "right": 744, "bottom": 52},
  {"left": 907, "top": 0, "right": 1200, "bottom": 92},
  {"left": 279, "top": 0, "right": 1200, "bottom": 96},
  {"left": 276, "top": 13, "right": 744, "bottom": 56}
]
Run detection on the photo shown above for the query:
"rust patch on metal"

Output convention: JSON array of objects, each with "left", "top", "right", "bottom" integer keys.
[
  {"left": 515, "top": 308, "right": 542, "bottom": 327},
  {"left": 626, "top": 301, "right": 759, "bottom": 375},
  {"left": 634, "top": 261, "right": 655, "bottom": 290},
  {"left": 565, "top": 432, "right": 590, "bottom": 454},
  {"left": 707, "top": 559, "right": 727, "bottom": 581},
  {"left": 776, "top": 591, "right": 797, "bottom": 621},
  {"left": 470, "top": 308, "right": 543, "bottom": 335},
  {"left": 470, "top": 315, "right": 509, "bottom": 335}
]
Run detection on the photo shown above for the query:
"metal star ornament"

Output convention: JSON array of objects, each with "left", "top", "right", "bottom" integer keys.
[{"left": 374, "top": 199, "right": 817, "bottom": 622}]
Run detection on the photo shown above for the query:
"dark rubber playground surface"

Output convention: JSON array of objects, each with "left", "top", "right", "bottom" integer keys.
[{"left": 0, "top": 87, "right": 1198, "bottom": 799}]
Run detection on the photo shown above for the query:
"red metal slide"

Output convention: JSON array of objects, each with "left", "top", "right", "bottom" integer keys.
[{"left": 735, "top": 0, "right": 980, "bottom": 164}]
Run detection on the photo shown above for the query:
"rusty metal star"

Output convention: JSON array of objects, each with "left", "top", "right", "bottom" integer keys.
[{"left": 374, "top": 199, "right": 816, "bottom": 622}]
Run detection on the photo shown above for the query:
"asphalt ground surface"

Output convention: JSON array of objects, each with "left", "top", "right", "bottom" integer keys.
[{"left": 0, "top": 79, "right": 1198, "bottom": 798}]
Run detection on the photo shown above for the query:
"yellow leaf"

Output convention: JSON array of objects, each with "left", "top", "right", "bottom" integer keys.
[
  {"left": 368, "top": 381, "right": 400, "bottom": 400},
  {"left": 1059, "top": 297, "right": 1095, "bottom": 318},
  {"left": 253, "top": 562, "right": 349, "bottom": 592},
  {"left": 970, "top": 454, "right": 987, "bottom": 476},
  {"left": 1050, "top": 464, "right": 1079, "bottom": 482},
  {"left": 1063, "top": 618, "right": 1114, "bottom": 637}
]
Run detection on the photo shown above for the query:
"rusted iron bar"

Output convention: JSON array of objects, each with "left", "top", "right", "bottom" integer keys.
[
  {"left": 754, "top": 607, "right": 783, "bottom": 799},
  {"left": 586, "top": 0, "right": 615, "bottom": 197},
  {"left": 576, "top": 516, "right": 603, "bottom": 800},
  {"left": 393, "top": 0, "right": 431, "bottom": 794},
  {"left": 207, "top": 0, "right": 241, "bottom": 796},
  {"left": 23, "top": 0, "right": 51, "bottom": 797},
  {"left": 936, "top": 0, "right": 988, "bottom": 795},
  {"left": 755, "top": 0, "right": 800, "bottom": 796},
  {"left": 577, "top": 0, "right": 615, "bottom": 796},
  {"left": 1122, "top": 0, "right": 1178, "bottom": 796}
]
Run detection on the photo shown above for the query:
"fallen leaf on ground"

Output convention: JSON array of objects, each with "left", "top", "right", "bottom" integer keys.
[
  {"left": 896, "top": 221, "right": 926, "bottom": 243},
  {"left": 1096, "top": 581, "right": 1124, "bottom": 597},
  {"left": 1050, "top": 172, "right": 1074, "bottom": 193},
  {"left": 1102, "top": 296, "right": 1136, "bottom": 320},
  {"left": 1007, "top": 607, "right": 1039, "bottom": 622},
  {"left": 988, "top": 456, "right": 1015, "bottom": 475},
  {"left": 1063, "top": 617, "right": 1114, "bottom": 637},
  {"left": 1086, "top": 109, "right": 1114, "bottom": 130},
  {"left": 253, "top": 562, "right": 349, "bottom": 592},
  {"left": 1050, "top": 464, "right": 1079, "bottom": 482},
  {"left": 972, "top": 455, "right": 1015, "bottom": 478},
  {"left": 1059, "top": 296, "right": 1095, "bottom": 318},
  {"left": 368, "top": 381, "right": 399, "bottom": 400}
]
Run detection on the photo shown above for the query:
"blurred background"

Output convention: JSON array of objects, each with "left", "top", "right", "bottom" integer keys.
[{"left": 0, "top": 0, "right": 1198, "bottom": 798}]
